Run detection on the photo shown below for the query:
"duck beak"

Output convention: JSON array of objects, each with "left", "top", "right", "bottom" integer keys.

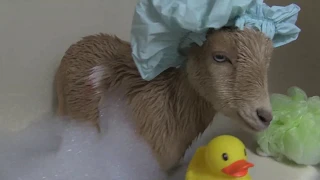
[{"left": 222, "top": 159, "right": 254, "bottom": 177}]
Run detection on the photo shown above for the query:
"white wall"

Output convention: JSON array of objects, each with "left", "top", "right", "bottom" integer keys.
[
  {"left": 266, "top": 0, "right": 320, "bottom": 96},
  {"left": 0, "top": 0, "right": 137, "bottom": 130},
  {"left": 0, "top": 0, "right": 318, "bottom": 130}
]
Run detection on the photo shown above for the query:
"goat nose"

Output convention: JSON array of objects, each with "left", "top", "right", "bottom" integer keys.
[{"left": 256, "top": 108, "right": 273, "bottom": 125}]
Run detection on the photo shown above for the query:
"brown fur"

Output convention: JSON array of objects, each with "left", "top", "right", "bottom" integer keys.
[{"left": 54, "top": 28, "right": 273, "bottom": 171}]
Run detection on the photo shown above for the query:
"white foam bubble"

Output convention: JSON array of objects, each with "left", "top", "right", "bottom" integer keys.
[{"left": 0, "top": 89, "right": 167, "bottom": 180}]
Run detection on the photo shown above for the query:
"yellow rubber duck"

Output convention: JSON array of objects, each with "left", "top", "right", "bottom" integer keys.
[{"left": 186, "top": 135, "right": 254, "bottom": 180}]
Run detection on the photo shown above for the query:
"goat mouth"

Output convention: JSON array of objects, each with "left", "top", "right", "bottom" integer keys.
[{"left": 237, "top": 112, "right": 260, "bottom": 131}]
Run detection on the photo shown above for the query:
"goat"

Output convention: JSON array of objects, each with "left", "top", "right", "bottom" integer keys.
[{"left": 54, "top": 27, "right": 274, "bottom": 171}]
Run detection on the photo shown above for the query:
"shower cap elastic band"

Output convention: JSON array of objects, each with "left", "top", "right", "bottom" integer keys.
[{"left": 130, "top": 0, "right": 301, "bottom": 81}]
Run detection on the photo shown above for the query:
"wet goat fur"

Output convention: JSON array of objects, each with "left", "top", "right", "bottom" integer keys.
[{"left": 55, "top": 27, "right": 273, "bottom": 171}]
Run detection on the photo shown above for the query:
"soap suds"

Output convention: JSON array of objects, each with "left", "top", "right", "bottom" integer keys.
[{"left": 0, "top": 89, "right": 167, "bottom": 180}]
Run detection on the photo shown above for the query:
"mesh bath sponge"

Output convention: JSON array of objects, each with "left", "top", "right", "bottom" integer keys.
[{"left": 257, "top": 86, "right": 320, "bottom": 165}]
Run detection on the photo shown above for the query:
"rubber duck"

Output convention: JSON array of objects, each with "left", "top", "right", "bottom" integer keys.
[{"left": 186, "top": 135, "right": 254, "bottom": 180}]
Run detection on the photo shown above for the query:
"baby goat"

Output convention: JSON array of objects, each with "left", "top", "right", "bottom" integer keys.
[{"left": 55, "top": 27, "right": 274, "bottom": 171}]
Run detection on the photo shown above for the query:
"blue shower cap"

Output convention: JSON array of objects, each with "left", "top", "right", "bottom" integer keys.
[{"left": 130, "top": 0, "right": 301, "bottom": 81}]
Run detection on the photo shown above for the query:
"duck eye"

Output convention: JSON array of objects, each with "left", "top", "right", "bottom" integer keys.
[
  {"left": 222, "top": 153, "right": 228, "bottom": 161},
  {"left": 244, "top": 149, "right": 247, "bottom": 156},
  {"left": 213, "top": 54, "right": 227, "bottom": 62}
]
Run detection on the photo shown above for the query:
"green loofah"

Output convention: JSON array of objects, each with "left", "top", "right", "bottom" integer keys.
[{"left": 257, "top": 86, "right": 320, "bottom": 165}]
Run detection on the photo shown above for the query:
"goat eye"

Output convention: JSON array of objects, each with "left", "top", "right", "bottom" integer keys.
[{"left": 213, "top": 54, "right": 227, "bottom": 62}]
